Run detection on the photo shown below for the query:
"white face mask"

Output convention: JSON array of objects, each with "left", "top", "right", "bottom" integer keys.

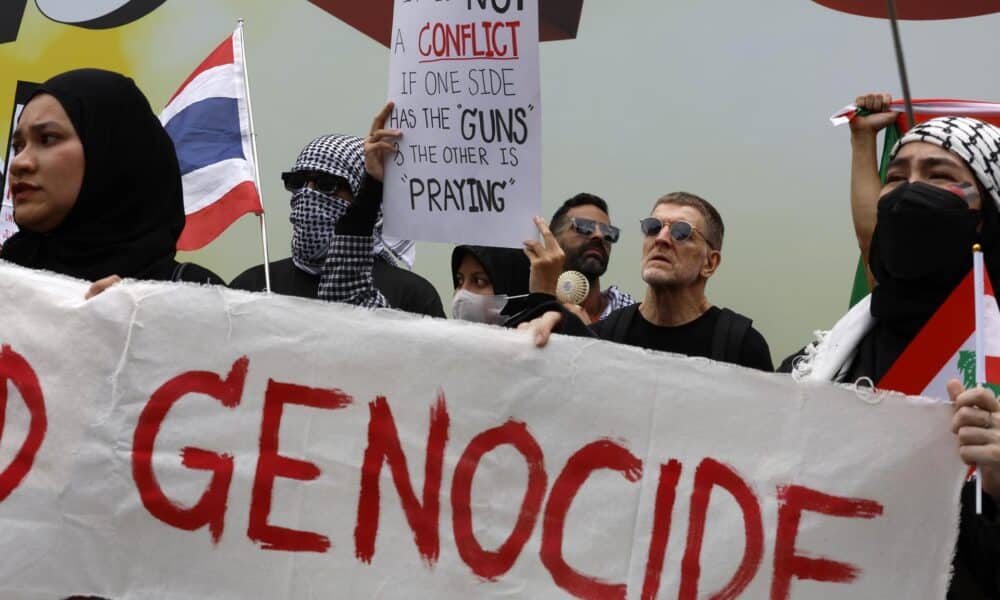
[{"left": 452, "top": 289, "right": 509, "bottom": 325}]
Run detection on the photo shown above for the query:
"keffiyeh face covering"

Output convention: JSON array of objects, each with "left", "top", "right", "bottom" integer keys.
[{"left": 289, "top": 188, "right": 349, "bottom": 275}]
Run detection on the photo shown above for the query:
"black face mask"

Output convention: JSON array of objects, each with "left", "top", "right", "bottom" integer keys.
[{"left": 870, "top": 181, "right": 980, "bottom": 286}]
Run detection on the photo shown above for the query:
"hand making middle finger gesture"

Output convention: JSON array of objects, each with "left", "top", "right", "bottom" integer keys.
[
  {"left": 523, "top": 216, "right": 565, "bottom": 295},
  {"left": 365, "top": 101, "right": 402, "bottom": 183}
]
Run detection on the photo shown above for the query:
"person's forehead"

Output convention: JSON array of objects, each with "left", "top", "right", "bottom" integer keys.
[
  {"left": 15, "top": 94, "right": 69, "bottom": 130},
  {"left": 565, "top": 204, "right": 610, "bottom": 224},
  {"left": 651, "top": 202, "right": 706, "bottom": 228},
  {"left": 458, "top": 253, "right": 487, "bottom": 273},
  {"left": 894, "top": 141, "right": 966, "bottom": 167}
]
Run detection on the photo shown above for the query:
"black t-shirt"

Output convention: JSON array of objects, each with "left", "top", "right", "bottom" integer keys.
[
  {"left": 229, "top": 257, "right": 445, "bottom": 318},
  {"left": 591, "top": 306, "right": 773, "bottom": 371}
]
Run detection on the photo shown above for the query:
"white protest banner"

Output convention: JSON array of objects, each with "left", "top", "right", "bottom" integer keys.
[
  {"left": 382, "top": 0, "right": 541, "bottom": 247},
  {"left": 0, "top": 263, "right": 966, "bottom": 599},
  {"left": 1, "top": 82, "right": 38, "bottom": 247}
]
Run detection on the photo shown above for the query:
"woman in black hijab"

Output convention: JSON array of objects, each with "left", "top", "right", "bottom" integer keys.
[
  {"left": 2, "top": 68, "right": 222, "bottom": 289},
  {"left": 784, "top": 116, "right": 1000, "bottom": 598},
  {"left": 450, "top": 245, "right": 532, "bottom": 324}
]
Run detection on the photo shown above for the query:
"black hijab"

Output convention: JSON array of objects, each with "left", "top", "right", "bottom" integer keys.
[
  {"left": 1, "top": 69, "right": 184, "bottom": 281},
  {"left": 450, "top": 245, "right": 530, "bottom": 297}
]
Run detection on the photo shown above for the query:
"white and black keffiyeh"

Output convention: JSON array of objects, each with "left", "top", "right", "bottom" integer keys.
[
  {"left": 292, "top": 134, "right": 366, "bottom": 195},
  {"left": 599, "top": 285, "right": 636, "bottom": 320},
  {"left": 289, "top": 188, "right": 348, "bottom": 275},
  {"left": 319, "top": 234, "right": 389, "bottom": 309},
  {"left": 289, "top": 134, "right": 413, "bottom": 303},
  {"left": 892, "top": 116, "right": 1000, "bottom": 209}
]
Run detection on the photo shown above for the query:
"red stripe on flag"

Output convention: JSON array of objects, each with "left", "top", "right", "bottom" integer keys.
[
  {"left": 987, "top": 357, "right": 1000, "bottom": 383},
  {"left": 893, "top": 100, "right": 1000, "bottom": 133},
  {"left": 176, "top": 181, "right": 262, "bottom": 251},
  {"left": 877, "top": 272, "right": 974, "bottom": 395},
  {"left": 167, "top": 35, "right": 236, "bottom": 104}
]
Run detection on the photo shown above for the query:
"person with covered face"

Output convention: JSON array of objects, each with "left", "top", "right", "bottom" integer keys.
[
  {"left": 230, "top": 106, "right": 444, "bottom": 318},
  {"left": 2, "top": 69, "right": 224, "bottom": 294},
  {"left": 450, "top": 244, "right": 532, "bottom": 325},
  {"left": 783, "top": 115, "right": 1000, "bottom": 598}
]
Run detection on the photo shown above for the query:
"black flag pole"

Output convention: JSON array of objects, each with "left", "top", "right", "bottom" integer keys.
[{"left": 885, "top": 0, "right": 916, "bottom": 128}]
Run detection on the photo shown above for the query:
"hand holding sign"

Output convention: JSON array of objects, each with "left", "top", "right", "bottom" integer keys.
[{"left": 364, "top": 102, "right": 402, "bottom": 183}]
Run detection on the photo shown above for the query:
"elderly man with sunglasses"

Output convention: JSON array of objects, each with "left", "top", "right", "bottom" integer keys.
[
  {"left": 512, "top": 192, "right": 772, "bottom": 371},
  {"left": 230, "top": 118, "right": 444, "bottom": 318},
  {"left": 542, "top": 193, "right": 635, "bottom": 322}
]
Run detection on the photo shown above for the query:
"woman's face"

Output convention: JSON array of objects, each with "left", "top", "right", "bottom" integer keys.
[
  {"left": 9, "top": 94, "right": 85, "bottom": 232},
  {"left": 882, "top": 142, "right": 981, "bottom": 208},
  {"left": 454, "top": 254, "right": 495, "bottom": 296}
]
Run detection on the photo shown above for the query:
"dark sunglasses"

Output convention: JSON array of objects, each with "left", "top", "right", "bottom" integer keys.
[
  {"left": 281, "top": 171, "right": 347, "bottom": 195},
  {"left": 568, "top": 217, "right": 620, "bottom": 243},
  {"left": 639, "top": 217, "right": 714, "bottom": 248}
]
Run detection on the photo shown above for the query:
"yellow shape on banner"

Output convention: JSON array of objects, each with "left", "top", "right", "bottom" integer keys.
[{"left": 0, "top": 5, "right": 134, "bottom": 152}]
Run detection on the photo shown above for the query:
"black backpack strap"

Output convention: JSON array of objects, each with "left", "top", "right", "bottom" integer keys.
[
  {"left": 711, "top": 307, "right": 752, "bottom": 363},
  {"left": 606, "top": 303, "right": 639, "bottom": 344}
]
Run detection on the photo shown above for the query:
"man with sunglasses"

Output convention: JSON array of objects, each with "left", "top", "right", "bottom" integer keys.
[
  {"left": 514, "top": 192, "right": 772, "bottom": 371},
  {"left": 549, "top": 193, "right": 635, "bottom": 322},
  {"left": 230, "top": 128, "right": 444, "bottom": 317}
]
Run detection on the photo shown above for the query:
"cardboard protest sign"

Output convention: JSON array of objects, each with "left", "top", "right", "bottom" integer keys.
[
  {"left": 1, "top": 81, "right": 38, "bottom": 248},
  {"left": 0, "top": 263, "right": 966, "bottom": 599},
  {"left": 382, "top": 0, "right": 541, "bottom": 248}
]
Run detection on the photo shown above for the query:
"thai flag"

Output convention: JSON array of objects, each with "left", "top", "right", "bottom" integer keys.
[{"left": 160, "top": 26, "right": 263, "bottom": 251}]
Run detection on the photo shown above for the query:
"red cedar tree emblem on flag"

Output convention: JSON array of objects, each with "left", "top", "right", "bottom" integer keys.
[
  {"left": 811, "top": 0, "right": 1000, "bottom": 20},
  {"left": 307, "top": 0, "right": 584, "bottom": 45}
]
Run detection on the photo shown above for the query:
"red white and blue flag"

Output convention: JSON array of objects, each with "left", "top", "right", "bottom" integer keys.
[
  {"left": 878, "top": 270, "right": 1000, "bottom": 399},
  {"left": 161, "top": 26, "right": 263, "bottom": 251}
]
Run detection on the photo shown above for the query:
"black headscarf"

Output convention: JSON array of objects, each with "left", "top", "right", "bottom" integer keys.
[
  {"left": 450, "top": 245, "right": 530, "bottom": 297},
  {"left": 1, "top": 69, "right": 184, "bottom": 281}
]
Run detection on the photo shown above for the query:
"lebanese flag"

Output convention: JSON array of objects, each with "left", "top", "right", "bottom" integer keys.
[
  {"left": 878, "top": 270, "right": 1000, "bottom": 399},
  {"left": 160, "top": 27, "right": 263, "bottom": 251}
]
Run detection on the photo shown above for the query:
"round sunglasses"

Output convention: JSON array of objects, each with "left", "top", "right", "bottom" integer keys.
[
  {"left": 281, "top": 171, "right": 348, "bottom": 195},
  {"left": 639, "top": 217, "right": 715, "bottom": 248}
]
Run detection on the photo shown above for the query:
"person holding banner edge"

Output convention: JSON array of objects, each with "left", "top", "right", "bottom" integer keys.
[
  {"left": 784, "top": 114, "right": 1000, "bottom": 598},
  {"left": 1, "top": 69, "right": 224, "bottom": 294}
]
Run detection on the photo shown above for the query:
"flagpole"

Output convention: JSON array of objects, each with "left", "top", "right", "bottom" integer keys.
[
  {"left": 973, "top": 244, "right": 985, "bottom": 514},
  {"left": 238, "top": 18, "right": 272, "bottom": 293},
  {"left": 884, "top": 0, "right": 916, "bottom": 129}
]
